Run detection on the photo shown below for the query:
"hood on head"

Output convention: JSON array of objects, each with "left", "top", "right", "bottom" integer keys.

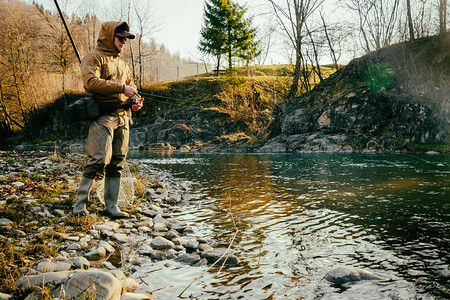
[{"left": 97, "top": 21, "right": 131, "bottom": 55}]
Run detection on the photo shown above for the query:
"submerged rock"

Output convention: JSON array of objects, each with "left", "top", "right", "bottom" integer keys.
[
  {"left": 324, "top": 266, "right": 385, "bottom": 285},
  {"left": 176, "top": 253, "right": 201, "bottom": 265},
  {"left": 201, "top": 248, "right": 240, "bottom": 266}
]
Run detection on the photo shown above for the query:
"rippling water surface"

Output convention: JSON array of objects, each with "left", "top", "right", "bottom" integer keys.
[{"left": 128, "top": 152, "right": 450, "bottom": 299}]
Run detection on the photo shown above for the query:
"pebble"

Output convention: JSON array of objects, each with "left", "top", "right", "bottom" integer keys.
[
  {"left": 153, "top": 223, "right": 168, "bottom": 232},
  {"left": 121, "top": 292, "right": 154, "bottom": 300},
  {"left": 101, "top": 261, "right": 116, "bottom": 270},
  {"left": 9, "top": 229, "right": 26, "bottom": 238},
  {"left": 151, "top": 236, "right": 175, "bottom": 250},
  {"left": 201, "top": 249, "right": 240, "bottom": 265},
  {"left": 95, "top": 221, "right": 120, "bottom": 232},
  {"left": 176, "top": 253, "right": 201, "bottom": 265},
  {"left": 84, "top": 247, "right": 106, "bottom": 260},
  {"left": 135, "top": 219, "right": 154, "bottom": 229},
  {"left": 164, "top": 230, "right": 180, "bottom": 240},
  {"left": 153, "top": 215, "right": 166, "bottom": 224},
  {"left": 0, "top": 218, "right": 13, "bottom": 227},
  {"left": 53, "top": 209, "right": 65, "bottom": 217},
  {"left": 67, "top": 243, "right": 81, "bottom": 251},
  {"left": 183, "top": 239, "right": 199, "bottom": 250},
  {"left": 66, "top": 236, "right": 80, "bottom": 242},
  {"left": 0, "top": 292, "right": 12, "bottom": 300},
  {"left": 121, "top": 278, "right": 140, "bottom": 292},
  {"left": 35, "top": 261, "right": 71, "bottom": 272},
  {"left": 109, "top": 269, "right": 126, "bottom": 280},
  {"left": 98, "top": 241, "right": 115, "bottom": 253},
  {"left": 70, "top": 257, "right": 90, "bottom": 269},
  {"left": 112, "top": 233, "right": 130, "bottom": 243},
  {"left": 1, "top": 151, "right": 236, "bottom": 300},
  {"left": 199, "top": 244, "right": 214, "bottom": 251}
]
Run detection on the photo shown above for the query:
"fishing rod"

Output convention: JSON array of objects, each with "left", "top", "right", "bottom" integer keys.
[
  {"left": 138, "top": 91, "right": 272, "bottom": 119},
  {"left": 53, "top": 1, "right": 269, "bottom": 120},
  {"left": 54, "top": 0, "right": 81, "bottom": 64}
]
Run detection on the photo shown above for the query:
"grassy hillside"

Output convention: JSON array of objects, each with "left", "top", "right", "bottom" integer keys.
[{"left": 12, "top": 64, "right": 335, "bottom": 148}]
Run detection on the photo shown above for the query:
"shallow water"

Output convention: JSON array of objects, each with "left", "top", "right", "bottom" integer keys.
[{"left": 128, "top": 152, "right": 450, "bottom": 299}]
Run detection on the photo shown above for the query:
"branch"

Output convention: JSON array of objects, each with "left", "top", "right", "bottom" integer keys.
[{"left": 178, "top": 198, "right": 239, "bottom": 297}]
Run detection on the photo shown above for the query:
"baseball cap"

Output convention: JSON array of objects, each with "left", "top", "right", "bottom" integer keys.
[{"left": 115, "top": 30, "right": 135, "bottom": 39}]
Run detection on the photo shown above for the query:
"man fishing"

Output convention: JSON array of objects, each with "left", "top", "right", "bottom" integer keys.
[{"left": 73, "top": 21, "right": 143, "bottom": 218}]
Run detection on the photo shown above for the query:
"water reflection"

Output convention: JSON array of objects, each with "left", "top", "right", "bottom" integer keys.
[{"left": 129, "top": 151, "right": 450, "bottom": 299}]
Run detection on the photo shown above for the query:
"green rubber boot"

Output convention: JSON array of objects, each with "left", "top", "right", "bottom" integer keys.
[
  {"left": 73, "top": 176, "right": 94, "bottom": 216},
  {"left": 102, "top": 177, "right": 129, "bottom": 219}
]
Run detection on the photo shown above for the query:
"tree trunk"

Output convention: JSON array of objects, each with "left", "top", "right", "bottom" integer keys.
[
  {"left": 0, "top": 82, "right": 23, "bottom": 130},
  {"left": 216, "top": 55, "right": 221, "bottom": 75},
  {"left": 406, "top": 0, "right": 415, "bottom": 40},
  {"left": 288, "top": 51, "right": 302, "bottom": 99},
  {"left": 0, "top": 83, "right": 12, "bottom": 134},
  {"left": 439, "top": 0, "right": 447, "bottom": 34},
  {"left": 129, "top": 43, "right": 136, "bottom": 83},
  {"left": 138, "top": 36, "right": 143, "bottom": 89}
]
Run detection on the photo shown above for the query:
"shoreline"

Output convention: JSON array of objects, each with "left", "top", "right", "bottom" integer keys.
[
  {"left": 4, "top": 141, "right": 449, "bottom": 155},
  {"left": 0, "top": 150, "right": 237, "bottom": 299}
]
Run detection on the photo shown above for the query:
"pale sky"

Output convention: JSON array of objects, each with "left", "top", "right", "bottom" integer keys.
[
  {"left": 28, "top": 0, "right": 347, "bottom": 65},
  {"left": 151, "top": 0, "right": 206, "bottom": 60}
]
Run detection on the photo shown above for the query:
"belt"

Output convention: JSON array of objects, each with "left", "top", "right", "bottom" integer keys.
[{"left": 109, "top": 107, "right": 128, "bottom": 116}]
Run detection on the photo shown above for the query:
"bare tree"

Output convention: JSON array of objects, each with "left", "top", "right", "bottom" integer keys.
[
  {"left": 35, "top": 4, "right": 78, "bottom": 93},
  {"left": 256, "top": 22, "right": 277, "bottom": 65},
  {"left": 0, "top": 1, "right": 40, "bottom": 126},
  {"left": 133, "top": 0, "right": 159, "bottom": 89},
  {"left": 342, "top": 0, "right": 400, "bottom": 52},
  {"left": 320, "top": 11, "right": 340, "bottom": 70},
  {"left": 268, "top": 0, "right": 324, "bottom": 99}
]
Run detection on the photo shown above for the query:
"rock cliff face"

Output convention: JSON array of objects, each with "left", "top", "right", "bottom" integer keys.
[
  {"left": 264, "top": 33, "right": 450, "bottom": 153},
  {"left": 129, "top": 106, "right": 254, "bottom": 150}
]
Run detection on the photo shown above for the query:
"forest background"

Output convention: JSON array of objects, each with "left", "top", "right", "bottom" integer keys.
[{"left": 0, "top": 0, "right": 448, "bottom": 141}]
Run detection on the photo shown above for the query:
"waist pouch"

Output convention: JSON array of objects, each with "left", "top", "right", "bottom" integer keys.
[
  {"left": 67, "top": 98, "right": 130, "bottom": 122},
  {"left": 66, "top": 96, "right": 99, "bottom": 121}
]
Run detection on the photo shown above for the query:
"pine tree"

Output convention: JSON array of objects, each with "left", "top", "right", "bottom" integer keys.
[{"left": 199, "top": 0, "right": 259, "bottom": 71}]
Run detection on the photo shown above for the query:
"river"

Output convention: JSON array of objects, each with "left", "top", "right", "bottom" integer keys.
[{"left": 128, "top": 151, "right": 450, "bottom": 299}]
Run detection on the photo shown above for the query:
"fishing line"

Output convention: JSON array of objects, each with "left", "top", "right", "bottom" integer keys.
[
  {"left": 404, "top": 153, "right": 446, "bottom": 167},
  {"left": 138, "top": 91, "right": 272, "bottom": 119}
]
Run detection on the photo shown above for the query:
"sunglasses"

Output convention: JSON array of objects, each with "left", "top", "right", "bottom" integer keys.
[{"left": 116, "top": 36, "right": 127, "bottom": 43}]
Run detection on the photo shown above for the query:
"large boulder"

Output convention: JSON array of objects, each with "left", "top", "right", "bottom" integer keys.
[
  {"left": 268, "top": 34, "right": 450, "bottom": 152},
  {"left": 16, "top": 270, "right": 121, "bottom": 300}
]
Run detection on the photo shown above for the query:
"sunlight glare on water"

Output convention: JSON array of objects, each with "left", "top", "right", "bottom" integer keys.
[{"left": 128, "top": 152, "right": 449, "bottom": 299}]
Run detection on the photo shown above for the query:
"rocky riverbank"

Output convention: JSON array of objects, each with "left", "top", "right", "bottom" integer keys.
[
  {"left": 0, "top": 150, "right": 239, "bottom": 299},
  {"left": 0, "top": 150, "right": 394, "bottom": 299}
]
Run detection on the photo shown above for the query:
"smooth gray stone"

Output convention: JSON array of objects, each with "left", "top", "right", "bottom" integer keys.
[
  {"left": 84, "top": 247, "right": 106, "bottom": 260},
  {"left": 151, "top": 236, "right": 175, "bottom": 250},
  {"left": 120, "top": 292, "right": 155, "bottom": 300},
  {"left": 201, "top": 249, "right": 240, "bottom": 265},
  {"left": 324, "top": 266, "right": 385, "bottom": 285},
  {"left": 176, "top": 253, "right": 201, "bottom": 265},
  {"left": 35, "top": 261, "right": 71, "bottom": 273}
]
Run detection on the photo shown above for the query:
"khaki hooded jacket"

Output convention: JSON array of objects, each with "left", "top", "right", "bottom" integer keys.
[{"left": 81, "top": 21, "right": 136, "bottom": 105}]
